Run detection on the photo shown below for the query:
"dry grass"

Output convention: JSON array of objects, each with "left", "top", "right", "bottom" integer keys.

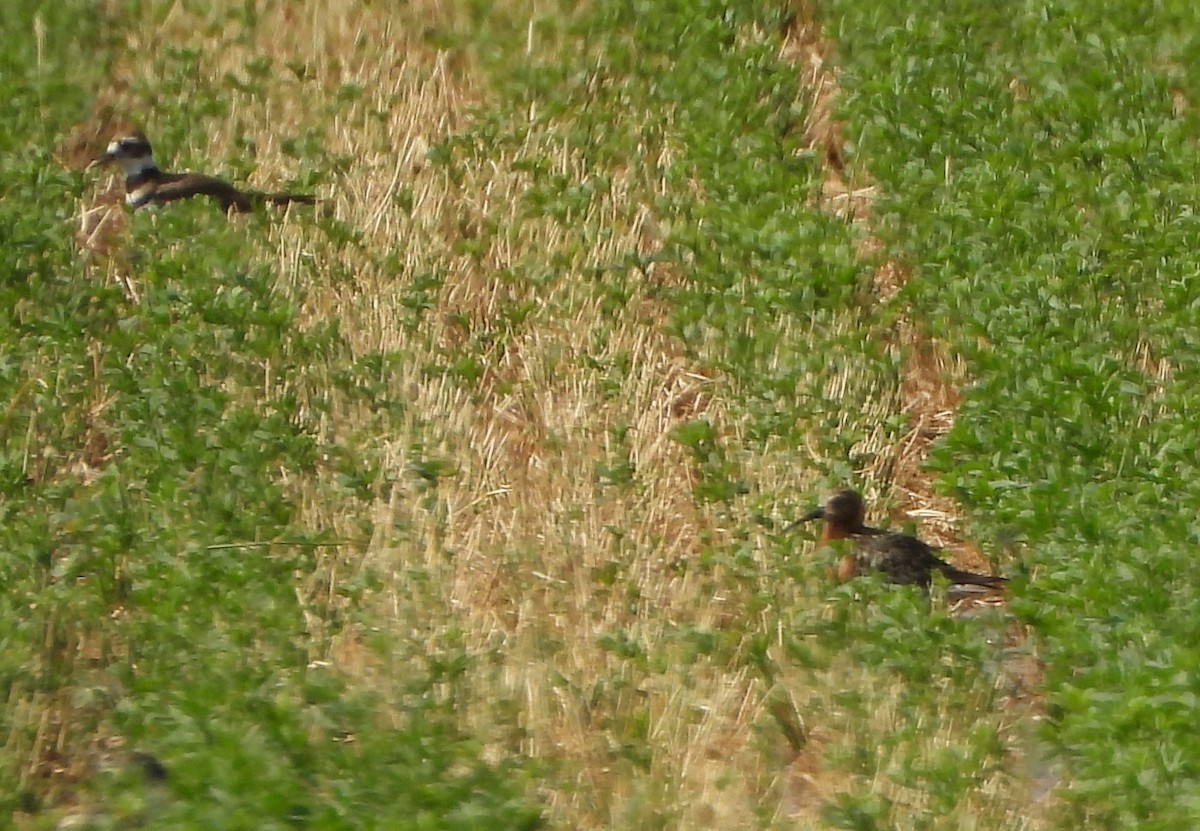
[{"left": 70, "top": 1, "right": 1050, "bottom": 827}]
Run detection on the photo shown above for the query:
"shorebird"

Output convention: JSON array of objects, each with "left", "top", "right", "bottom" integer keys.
[
  {"left": 798, "top": 489, "right": 1007, "bottom": 589},
  {"left": 99, "top": 130, "right": 316, "bottom": 213}
]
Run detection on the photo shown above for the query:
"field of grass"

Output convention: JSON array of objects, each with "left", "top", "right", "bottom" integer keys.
[{"left": 3, "top": 0, "right": 1200, "bottom": 828}]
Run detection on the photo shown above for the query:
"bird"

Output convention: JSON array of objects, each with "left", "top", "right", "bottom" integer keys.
[
  {"left": 98, "top": 130, "right": 317, "bottom": 214},
  {"left": 796, "top": 488, "right": 1007, "bottom": 589}
]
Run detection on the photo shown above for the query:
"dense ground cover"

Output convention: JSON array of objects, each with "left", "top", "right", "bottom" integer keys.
[
  {"left": 3, "top": 0, "right": 1199, "bottom": 828},
  {"left": 825, "top": 2, "right": 1200, "bottom": 826},
  {"left": 0, "top": 1, "right": 540, "bottom": 828}
]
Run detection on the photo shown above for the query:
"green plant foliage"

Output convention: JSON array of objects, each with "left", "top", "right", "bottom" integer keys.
[
  {"left": 458, "top": 0, "right": 1200, "bottom": 823},
  {"left": 823, "top": 0, "right": 1200, "bottom": 825},
  {"left": 0, "top": 3, "right": 540, "bottom": 827},
  {"left": 16, "top": 0, "right": 1200, "bottom": 824},
  {"left": 435, "top": 0, "right": 887, "bottom": 452}
]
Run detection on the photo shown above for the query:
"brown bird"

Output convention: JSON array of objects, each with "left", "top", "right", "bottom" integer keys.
[
  {"left": 798, "top": 489, "right": 1007, "bottom": 589},
  {"left": 100, "top": 131, "right": 317, "bottom": 214}
]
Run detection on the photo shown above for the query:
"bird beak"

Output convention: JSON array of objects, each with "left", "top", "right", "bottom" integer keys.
[
  {"left": 783, "top": 505, "right": 824, "bottom": 533},
  {"left": 798, "top": 506, "right": 825, "bottom": 523},
  {"left": 86, "top": 147, "right": 117, "bottom": 171}
]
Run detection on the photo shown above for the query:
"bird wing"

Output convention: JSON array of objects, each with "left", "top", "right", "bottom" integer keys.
[
  {"left": 862, "top": 533, "right": 1005, "bottom": 588},
  {"left": 152, "top": 172, "right": 252, "bottom": 211},
  {"left": 858, "top": 533, "right": 939, "bottom": 585}
]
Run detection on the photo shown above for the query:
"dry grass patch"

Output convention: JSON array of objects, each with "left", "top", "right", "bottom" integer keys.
[
  {"left": 64, "top": 0, "right": 1054, "bottom": 827},
  {"left": 91, "top": 2, "right": 788, "bottom": 825}
]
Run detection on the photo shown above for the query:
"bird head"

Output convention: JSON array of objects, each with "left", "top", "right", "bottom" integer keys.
[
  {"left": 799, "top": 488, "right": 867, "bottom": 533},
  {"left": 99, "top": 131, "right": 157, "bottom": 176}
]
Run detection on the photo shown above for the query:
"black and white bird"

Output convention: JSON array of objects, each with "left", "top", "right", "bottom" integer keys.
[{"left": 101, "top": 130, "right": 316, "bottom": 213}]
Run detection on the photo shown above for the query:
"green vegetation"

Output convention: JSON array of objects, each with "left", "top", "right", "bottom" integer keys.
[
  {"left": 0, "top": 1, "right": 539, "bottom": 828},
  {"left": 4, "top": 0, "right": 1200, "bottom": 828},
  {"left": 825, "top": 2, "right": 1200, "bottom": 826}
]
